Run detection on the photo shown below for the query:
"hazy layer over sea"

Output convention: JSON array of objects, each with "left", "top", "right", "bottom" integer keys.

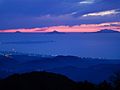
[{"left": 0, "top": 33, "right": 120, "bottom": 59}]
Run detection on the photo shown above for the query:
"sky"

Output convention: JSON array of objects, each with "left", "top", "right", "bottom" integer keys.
[{"left": 0, "top": 0, "right": 120, "bottom": 32}]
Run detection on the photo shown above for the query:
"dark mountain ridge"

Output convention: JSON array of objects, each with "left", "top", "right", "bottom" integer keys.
[
  {"left": 96, "top": 29, "right": 120, "bottom": 33},
  {"left": 46, "top": 30, "right": 66, "bottom": 34}
]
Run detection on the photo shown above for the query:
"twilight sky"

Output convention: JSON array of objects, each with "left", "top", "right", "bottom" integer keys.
[{"left": 0, "top": 0, "right": 120, "bottom": 32}]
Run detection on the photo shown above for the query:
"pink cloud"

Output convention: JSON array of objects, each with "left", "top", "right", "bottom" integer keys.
[{"left": 0, "top": 22, "right": 120, "bottom": 32}]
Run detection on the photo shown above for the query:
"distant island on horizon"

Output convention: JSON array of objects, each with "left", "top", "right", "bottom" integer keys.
[
  {"left": 46, "top": 30, "right": 66, "bottom": 34},
  {"left": 0, "top": 29, "right": 120, "bottom": 34},
  {"left": 95, "top": 29, "right": 120, "bottom": 33},
  {"left": 45, "top": 29, "right": 120, "bottom": 34},
  {"left": 15, "top": 31, "right": 22, "bottom": 33}
]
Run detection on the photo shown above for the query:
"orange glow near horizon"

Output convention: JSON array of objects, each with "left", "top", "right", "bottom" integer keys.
[{"left": 0, "top": 22, "right": 120, "bottom": 33}]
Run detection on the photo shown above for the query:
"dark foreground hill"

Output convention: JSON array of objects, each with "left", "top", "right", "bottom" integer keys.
[
  {"left": 0, "top": 72, "right": 77, "bottom": 90},
  {"left": 0, "top": 71, "right": 120, "bottom": 90}
]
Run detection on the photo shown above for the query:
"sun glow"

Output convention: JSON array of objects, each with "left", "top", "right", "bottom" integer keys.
[{"left": 0, "top": 22, "right": 120, "bottom": 33}]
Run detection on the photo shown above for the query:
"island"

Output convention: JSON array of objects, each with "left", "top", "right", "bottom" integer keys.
[
  {"left": 46, "top": 30, "right": 65, "bottom": 34},
  {"left": 95, "top": 29, "right": 120, "bottom": 33}
]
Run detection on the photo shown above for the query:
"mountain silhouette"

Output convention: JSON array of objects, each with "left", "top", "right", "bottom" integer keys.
[
  {"left": 96, "top": 29, "right": 120, "bottom": 33},
  {"left": 0, "top": 72, "right": 77, "bottom": 90},
  {"left": 46, "top": 30, "right": 65, "bottom": 34},
  {"left": 1, "top": 71, "right": 120, "bottom": 90},
  {"left": 15, "top": 31, "right": 22, "bottom": 33}
]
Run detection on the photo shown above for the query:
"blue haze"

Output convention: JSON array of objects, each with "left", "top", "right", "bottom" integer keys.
[{"left": 0, "top": 33, "right": 120, "bottom": 59}]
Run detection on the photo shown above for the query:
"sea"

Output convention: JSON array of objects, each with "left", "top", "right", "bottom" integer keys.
[{"left": 0, "top": 33, "right": 120, "bottom": 59}]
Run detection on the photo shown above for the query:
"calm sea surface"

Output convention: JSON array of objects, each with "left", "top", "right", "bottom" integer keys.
[{"left": 0, "top": 33, "right": 120, "bottom": 59}]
